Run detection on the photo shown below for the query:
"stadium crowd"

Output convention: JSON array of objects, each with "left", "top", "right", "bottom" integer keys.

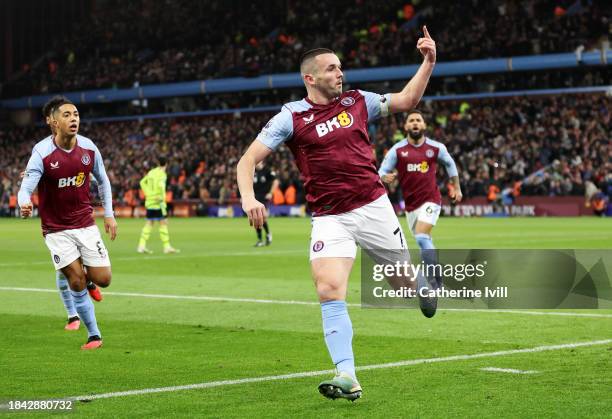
[
  {"left": 3, "top": 0, "right": 608, "bottom": 97},
  {"left": 0, "top": 93, "right": 609, "bottom": 216},
  {"left": 376, "top": 93, "right": 611, "bottom": 209}
]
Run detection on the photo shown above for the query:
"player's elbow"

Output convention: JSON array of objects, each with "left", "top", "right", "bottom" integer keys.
[{"left": 237, "top": 154, "right": 256, "bottom": 175}]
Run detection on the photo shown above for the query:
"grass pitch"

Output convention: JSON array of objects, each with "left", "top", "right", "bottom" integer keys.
[{"left": 0, "top": 217, "right": 611, "bottom": 418}]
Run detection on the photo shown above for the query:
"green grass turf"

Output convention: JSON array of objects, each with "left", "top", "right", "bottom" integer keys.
[{"left": 0, "top": 217, "right": 610, "bottom": 418}]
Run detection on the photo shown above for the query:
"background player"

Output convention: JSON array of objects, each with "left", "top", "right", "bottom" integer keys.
[
  {"left": 379, "top": 110, "right": 462, "bottom": 287},
  {"left": 18, "top": 96, "right": 117, "bottom": 350},
  {"left": 237, "top": 27, "right": 437, "bottom": 401},
  {"left": 137, "top": 156, "right": 179, "bottom": 254},
  {"left": 252, "top": 161, "right": 278, "bottom": 247}
]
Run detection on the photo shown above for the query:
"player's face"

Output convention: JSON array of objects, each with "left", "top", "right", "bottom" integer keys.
[
  {"left": 52, "top": 104, "right": 80, "bottom": 137},
  {"left": 404, "top": 113, "right": 426, "bottom": 140},
  {"left": 314, "top": 53, "right": 344, "bottom": 98}
]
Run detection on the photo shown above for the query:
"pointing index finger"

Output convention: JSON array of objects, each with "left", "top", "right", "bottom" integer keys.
[{"left": 423, "top": 25, "right": 431, "bottom": 39}]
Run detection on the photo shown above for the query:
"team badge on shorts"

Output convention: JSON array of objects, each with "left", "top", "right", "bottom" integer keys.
[
  {"left": 426, "top": 206, "right": 434, "bottom": 214},
  {"left": 426, "top": 149, "right": 434, "bottom": 158},
  {"left": 53, "top": 254, "right": 60, "bottom": 264},
  {"left": 81, "top": 153, "right": 91, "bottom": 165},
  {"left": 340, "top": 97, "right": 355, "bottom": 107},
  {"left": 313, "top": 240, "right": 325, "bottom": 252}
]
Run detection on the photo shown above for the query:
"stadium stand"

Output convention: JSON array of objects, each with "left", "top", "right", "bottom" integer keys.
[
  {"left": 2, "top": 0, "right": 608, "bottom": 97},
  {"left": 0, "top": 0, "right": 609, "bottom": 217},
  {"left": 1, "top": 92, "right": 609, "bottom": 216}
]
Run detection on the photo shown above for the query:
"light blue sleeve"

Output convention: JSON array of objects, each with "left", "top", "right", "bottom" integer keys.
[
  {"left": 358, "top": 90, "right": 392, "bottom": 122},
  {"left": 18, "top": 149, "right": 44, "bottom": 207},
  {"left": 91, "top": 146, "right": 114, "bottom": 217},
  {"left": 437, "top": 144, "right": 459, "bottom": 177},
  {"left": 378, "top": 143, "right": 400, "bottom": 176},
  {"left": 255, "top": 107, "right": 293, "bottom": 150}
]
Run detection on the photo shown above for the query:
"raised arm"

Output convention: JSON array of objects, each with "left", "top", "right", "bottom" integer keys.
[{"left": 389, "top": 26, "right": 436, "bottom": 114}]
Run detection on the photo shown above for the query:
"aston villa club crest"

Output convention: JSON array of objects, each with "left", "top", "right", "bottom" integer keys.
[
  {"left": 340, "top": 97, "right": 355, "bottom": 107},
  {"left": 81, "top": 153, "right": 91, "bottom": 165},
  {"left": 426, "top": 149, "right": 434, "bottom": 158},
  {"left": 312, "top": 240, "right": 325, "bottom": 252}
]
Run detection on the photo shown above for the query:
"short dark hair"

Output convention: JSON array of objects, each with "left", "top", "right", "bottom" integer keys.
[
  {"left": 158, "top": 156, "right": 168, "bottom": 167},
  {"left": 406, "top": 109, "right": 424, "bottom": 119},
  {"left": 299, "top": 48, "right": 335, "bottom": 73},
  {"left": 42, "top": 95, "right": 73, "bottom": 118}
]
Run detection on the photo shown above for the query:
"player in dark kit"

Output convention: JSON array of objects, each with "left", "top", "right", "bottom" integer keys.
[
  {"left": 252, "top": 161, "right": 279, "bottom": 247},
  {"left": 379, "top": 110, "right": 462, "bottom": 287},
  {"left": 18, "top": 96, "right": 117, "bottom": 350},
  {"left": 238, "top": 27, "right": 437, "bottom": 401}
]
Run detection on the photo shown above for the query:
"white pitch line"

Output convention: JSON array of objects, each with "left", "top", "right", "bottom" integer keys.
[
  {"left": 480, "top": 367, "right": 538, "bottom": 374},
  {"left": 440, "top": 308, "right": 612, "bottom": 318},
  {"left": 8, "top": 338, "right": 611, "bottom": 404},
  {"left": 0, "top": 287, "right": 322, "bottom": 306},
  {"left": 0, "top": 249, "right": 305, "bottom": 268},
  {"left": 1, "top": 287, "right": 612, "bottom": 318}
]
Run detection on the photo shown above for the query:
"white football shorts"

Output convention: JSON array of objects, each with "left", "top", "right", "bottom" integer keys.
[
  {"left": 45, "top": 225, "right": 111, "bottom": 270},
  {"left": 309, "top": 193, "right": 409, "bottom": 261},
  {"left": 406, "top": 202, "right": 441, "bottom": 236}
]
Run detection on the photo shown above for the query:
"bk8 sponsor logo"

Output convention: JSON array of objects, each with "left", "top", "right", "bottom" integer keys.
[
  {"left": 406, "top": 161, "right": 430, "bottom": 173},
  {"left": 315, "top": 111, "right": 354, "bottom": 137},
  {"left": 58, "top": 172, "right": 86, "bottom": 188}
]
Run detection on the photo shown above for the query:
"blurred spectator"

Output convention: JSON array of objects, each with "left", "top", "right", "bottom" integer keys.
[
  {"left": 0, "top": 93, "right": 609, "bottom": 217},
  {"left": 3, "top": 0, "right": 609, "bottom": 97}
]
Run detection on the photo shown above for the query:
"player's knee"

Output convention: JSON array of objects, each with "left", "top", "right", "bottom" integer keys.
[
  {"left": 315, "top": 280, "right": 343, "bottom": 301},
  {"left": 97, "top": 271, "right": 112, "bottom": 288},
  {"left": 89, "top": 269, "right": 112, "bottom": 287},
  {"left": 66, "top": 269, "right": 87, "bottom": 291}
]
